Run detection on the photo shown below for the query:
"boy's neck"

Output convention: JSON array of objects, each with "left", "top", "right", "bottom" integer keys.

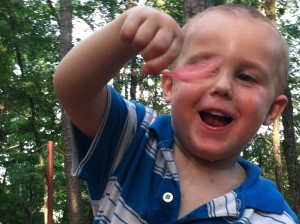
[
  {"left": 173, "top": 143, "right": 246, "bottom": 218},
  {"left": 173, "top": 143, "right": 246, "bottom": 189}
]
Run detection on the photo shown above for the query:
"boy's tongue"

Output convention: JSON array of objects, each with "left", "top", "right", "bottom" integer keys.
[{"left": 201, "top": 111, "right": 232, "bottom": 127}]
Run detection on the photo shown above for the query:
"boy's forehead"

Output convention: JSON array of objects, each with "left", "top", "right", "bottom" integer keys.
[
  {"left": 183, "top": 10, "right": 282, "bottom": 54},
  {"left": 185, "top": 10, "right": 270, "bottom": 32}
]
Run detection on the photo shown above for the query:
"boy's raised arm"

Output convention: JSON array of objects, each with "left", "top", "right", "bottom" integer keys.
[{"left": 53, "top": 6, "right": 182, "bottom": 138}]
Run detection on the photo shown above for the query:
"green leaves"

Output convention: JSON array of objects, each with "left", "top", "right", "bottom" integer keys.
[{"left": 0, "top": 0, "right": 299, "bottom": 222}]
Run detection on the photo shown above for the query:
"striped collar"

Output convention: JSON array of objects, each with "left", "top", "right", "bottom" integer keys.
[{"left": 150, "top": 114, "right": 285, "bottom": 217}]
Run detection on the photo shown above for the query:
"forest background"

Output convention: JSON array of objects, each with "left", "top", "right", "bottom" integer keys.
[{"left": 0, "top": 0, "right": 299, "bottom": 223}]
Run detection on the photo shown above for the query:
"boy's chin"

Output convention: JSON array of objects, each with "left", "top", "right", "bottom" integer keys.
[{"left": 193, "top": 149, "right": 241, "bottom": 166}]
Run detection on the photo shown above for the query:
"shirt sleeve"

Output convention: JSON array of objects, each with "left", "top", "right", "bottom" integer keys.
[{"left": 70, "top": 85, "right": 140, "bottom": 199}]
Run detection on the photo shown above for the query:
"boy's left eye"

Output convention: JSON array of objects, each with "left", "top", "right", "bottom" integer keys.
[{"left": 237, "top": 73, "right": 257, "bottom": 83}]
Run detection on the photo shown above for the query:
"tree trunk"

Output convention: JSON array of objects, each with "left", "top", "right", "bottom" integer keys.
[
  {"left": 272, "top": 118, "right": 284, "bottom": 193},
  {"left": 261, "top": 0, "right": 285, "bottom": 194},
  {"left": 39, "top": 153, "right": 48, "bottom": 224},
  {"left": 282, "top": 87, "right": 300, "bottom": 218},
  {"left": 262, "top": 1, "right": 300, "bottom": 218},
  {"left": 25, "top": 204, "right": 33, "bottom": 224},
  {"left": 130, "top": 57, "right": 138, "bottom": 100},
  {"left": 183, "top": 0, "right": 211, "bottom": 24},
  {"left": 127, "top": 0, "right": 138, "bottom": 101},
  {"left": 59, "top": 0, "right": 84, "bottom": 223},
  {"left": 62, "top": 111, "right": 83, "bottom": 224}
]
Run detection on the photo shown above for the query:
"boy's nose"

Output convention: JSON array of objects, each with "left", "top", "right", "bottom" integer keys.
[{"left": 209, "top": 72, "right": 233, "bottom": 100}]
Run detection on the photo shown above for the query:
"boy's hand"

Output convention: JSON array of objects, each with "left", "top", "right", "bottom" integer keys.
[
  {"left": 120, "top": 6, "right": 183, "bottom": 75},
  {"left": 54, "top": 6, "right": 182, "bottom": 138}
]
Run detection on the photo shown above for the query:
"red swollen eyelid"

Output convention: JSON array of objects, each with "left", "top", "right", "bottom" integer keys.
[{"left": 162, "top": 57, "right": 223, "bottom": 82}]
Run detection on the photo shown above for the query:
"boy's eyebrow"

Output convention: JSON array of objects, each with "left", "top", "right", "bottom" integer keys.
[
  {"left": 182, "top": 53, "right": 220, "bottom": 65},
  {"left": 239, "top": 59, "right": 269, "bottom": 76}
]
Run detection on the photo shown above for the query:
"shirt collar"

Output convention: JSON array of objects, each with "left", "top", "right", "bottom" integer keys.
[{"left": 150, "top": 114, "right": 285, "bottom": 217}]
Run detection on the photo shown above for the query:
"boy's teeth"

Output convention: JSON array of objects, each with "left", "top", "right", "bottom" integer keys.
[
  {"left": 206, "top": 110, "right": 228, "bottom": 117},
  {"left": 200, "top": 110, "right": 233, "bottom": 127}
]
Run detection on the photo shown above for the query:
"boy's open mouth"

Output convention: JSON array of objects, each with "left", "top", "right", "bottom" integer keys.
[{"left": 200, "top": 110, "right": 233, "bottom": 127}]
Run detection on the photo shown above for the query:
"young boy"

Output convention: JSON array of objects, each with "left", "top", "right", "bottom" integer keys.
[{"left": 54, "top": 4, "right": 299, "bottom": 224}]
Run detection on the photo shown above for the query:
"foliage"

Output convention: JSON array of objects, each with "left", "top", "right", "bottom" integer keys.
[
  {"left": 0, "top": 0, "right": 62, "bottom": 222},
  {"left": 0, "top": 0, "right": 299, "bottom": 222},
  {"left": 150, "top": 0, "right": 183, "bottom": 25}
]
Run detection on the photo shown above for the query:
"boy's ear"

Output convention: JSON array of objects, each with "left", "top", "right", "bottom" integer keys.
[
  {"left": 162, "top": 73, "right": 174, "bottom": 103},
  {"left": 263, "top": 95, "right": 288, "bottom": 125}
]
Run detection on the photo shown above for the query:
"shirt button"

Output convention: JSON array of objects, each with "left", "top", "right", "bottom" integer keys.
[{"left": 163, "top": 192, "right": 173, "bottom": 203}]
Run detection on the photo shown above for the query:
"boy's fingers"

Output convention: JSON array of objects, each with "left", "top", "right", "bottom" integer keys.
[
  {"left": 120, "top": 6, "right": 183, "bottom": 74},
  {"left": 141, "top": 25, "right": 183, "bottom": 74},
  {"left": 120, "top": 16, "right": 143, "bottom": 47},
  {"left": 129, "top": 20, "right": 160, "bottom": 52},
  {"left": 142, "top": 36, "right": 182, "bottom": 74},
  {"left": 121, "top": 7, "right": 161, "bottom": 52},
  {"left": 141, "top": 28, "right": 174, "bottom": 61}
]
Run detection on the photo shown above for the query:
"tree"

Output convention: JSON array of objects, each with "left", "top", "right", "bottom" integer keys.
[
  {"left": 57, "top": 0, "right": 84, "bottom": 223},
  {"left": 282, "top": 87, "right": 300, "bottom": 217},
  {"left": 279, "top": 1, "right": 300, "bottom": 218},
  {"left": 261, "top": 0, "right": 285, "bottom": 194},
  {"left": 262, "top": 0, "right": 300, "bottom": 217},
  {"left": 0, "top": 0, "right": 61, "bottom": 222},
  {"left": 0, "top": 0, "right": 299, "bottom": 222},
  {"left": 183, "top": 0, "right": 211, "bottom": 23}
]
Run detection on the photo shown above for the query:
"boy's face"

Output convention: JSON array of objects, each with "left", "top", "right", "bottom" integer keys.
[{"left": 162, "top": 12, "right": 287, "bottom": 163}]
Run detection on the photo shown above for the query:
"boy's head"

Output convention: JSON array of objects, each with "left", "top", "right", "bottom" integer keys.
[
  {"left": 162, "top": 4, "right": 288, "bottom": 162},
  {"left": 174, "top": 4, "right": 289, "bottom": 96}
]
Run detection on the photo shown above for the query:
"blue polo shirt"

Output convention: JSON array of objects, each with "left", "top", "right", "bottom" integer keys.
[{"left": 71, "top": 86, "right": 298, "bottom": 224}]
